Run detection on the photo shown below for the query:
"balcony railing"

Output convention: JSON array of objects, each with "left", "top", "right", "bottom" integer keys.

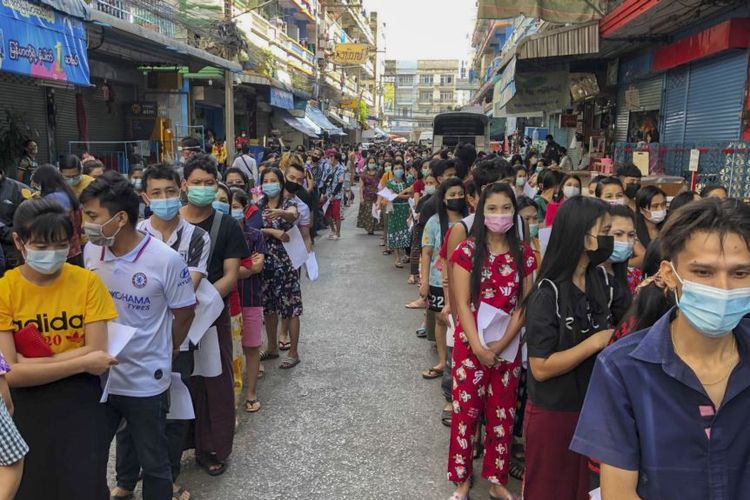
[{"left": 95, "top": 0, "right": 178, "bottom": 38}]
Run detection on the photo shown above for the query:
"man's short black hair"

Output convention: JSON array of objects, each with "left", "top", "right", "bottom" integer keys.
[
  {"left": 661, "top": 197, "right": 750, "bottom": 263},
  {"left": 615, "top": 163, "right": 642, "bottom": 179},
  {"left": 143, "top": 164, "right": 181, "bottom": 191},
  {"left": 80, "top": 171, "right": 140, "bottom": 227},
  {"left": 184, "top": 153, "right": 218, "bottom": 180},
  {"left": 180, "top": 136, "right": 202, "bottom": 151}
]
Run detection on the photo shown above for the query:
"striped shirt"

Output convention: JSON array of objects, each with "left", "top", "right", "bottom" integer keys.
[{"left": 137, "top": 217, "right": 209, "bottom": 276}]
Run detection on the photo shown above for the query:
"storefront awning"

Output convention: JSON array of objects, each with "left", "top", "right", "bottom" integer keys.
[
  {"left": 492, "top": 57, "right": 570, "bottom": 115},
  {"left": 280, "top": 111, "right": 319, "bottom": 137},
  {"left": 326, "top": 110, "right": 349, "bottom": 128},
  {"left": 517, "top": 21, "right": 599, "bottom": 60},
  {"left": 306, "top": 105, "right": 345, "bottom": 135},
  {"left": 89, "top": 8, "right": 241, "bottom": 73},
  {"left": 237, "top": 73, "right": 312, "bottom": 100},
  {"left": 40, "top": 0, "right": 90, "bottom": 19}
]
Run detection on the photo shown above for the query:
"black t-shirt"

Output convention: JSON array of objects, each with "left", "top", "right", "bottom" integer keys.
[
  {"left": 525, "top": 267, "right": 628, "bottom": 411},
  {"left": 417, "top": 194, "right": 436, "bottom": 230},
  {"left": 196, "top": 212, "right": 251, "bottom": 284}
]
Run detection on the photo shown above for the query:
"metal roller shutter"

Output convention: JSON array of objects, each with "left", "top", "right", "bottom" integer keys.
[
  {"left": 684, "top": 51, "right": 747, "bottom": 143},
  {"left": 52, "top": 88, "right": 79, "bottom": 162},
  {"left": 82, "top": 84, "right": 127, "bottom": 143},
  {"left": 0, "top": 73, "right": 49, "bottom": 164},
  {"left": 662, "top": 67, "right": 688, "bottom": 144},
  {"left": 615, "top": 76, "right": 662, "bottom": 143},
  {"left": 615, "top": 87, "right": 629, "bottom": 143}
]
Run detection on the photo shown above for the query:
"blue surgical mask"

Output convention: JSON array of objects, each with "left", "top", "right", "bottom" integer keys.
[
  {"left": 406, "top": 174, "right": 414, "bottom": 183},
  {"left": 672, "top": 263, "right": 750, "bottom": 338},
  {"left": 231, "top": 209, "right": 244, "bottom": 220},
  {"left": 262, "top": 182, "right": 282, "bottom": 197},
  {"left": 424, "top": 185, "right": 436, "bottom": 195},
  {"left": 609, "top": 240, "right": 633, "bottom": 263},
  {"left": 394, "top": 169, "right": 404, "bottom": 179},
  {"left": 149, "top": 197, "right": 182, "bottom": 221},
  {"left": 65, "top": 175, "right": 81, "bottom": 187},
  {"left": 529, "top": 223, "right": 539, "bottom": 239},
  {"left": 24, "top": 246, "right": 69, "bottom": 275},
  {"left": 212, "top": 200, "right": 230, "bottom": 215}
]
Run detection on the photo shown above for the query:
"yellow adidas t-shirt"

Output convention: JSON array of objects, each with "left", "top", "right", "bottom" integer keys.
[{"left": 0, "top": 264, "right": 117, "bottom": 354}]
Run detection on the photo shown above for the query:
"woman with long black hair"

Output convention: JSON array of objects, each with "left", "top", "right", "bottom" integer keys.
[
  {"left": 30, "top": 165, "right": 84, "bottom": 266},
  {"left": 420, "top": 177, "right": 466, "bottom": 380},
  {"left": 523, "top": 197, "right": 629, "bottom": 500},
  {"left": 447, "top": 183, "right": 536, "bottom": 500},
  {"left": 533, "top": 169, "right": 559, "bottom": 223},
  {"left": 631, "top": 185, "right": 667, "bottom": 268},
  {"left": 603, "top": 204, "right": 641, "bottom": 296}
]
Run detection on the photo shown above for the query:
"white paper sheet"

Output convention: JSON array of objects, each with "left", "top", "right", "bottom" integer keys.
[
  {"left": 446, "top": 314, "right": 456, "bottom": 348},
  {"left": 539, "top": 227, "right": 553, "bottom": 256},
  {"left": 589, "top": 488, "right": 602, "bottom": 500},
  {"left": 321, "top": 198, "right": 331, "bottom": 215},
  {"left": 371, "top": 203, "right": 381, "bottom": 222},
  {"left": 183, "top": 280, "right": 224, "bottom": 350},
  {"left": 377, "top": 187, "right": 398, "bottom": 202},
  {"left": 107, "top": 322, "right": 137, "bottom": 357},
  {"left": 282, "top": 225, "right": 309, "bottom": 270},
  {"left": 523, "top": 182, "right": 537, "bottom": 199},
  {"left": 476, "top": 302, "right": 511, "bottom": 349},
  {"left": 100, "top": 375, "right": 112, "bottom": 403},
  {"left": 192, "top": 326, "right": 222, "bottom": 377},
  {"left": 166, "top": 373, "right": 195, "bottom": 420},
  {"left": 305, "top": 252, "right": 319, "bottom": 281}
]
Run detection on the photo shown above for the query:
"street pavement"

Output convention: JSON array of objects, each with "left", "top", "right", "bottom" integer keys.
[{"left": 111, "top": 194, "right": 520, "bottom": 499}]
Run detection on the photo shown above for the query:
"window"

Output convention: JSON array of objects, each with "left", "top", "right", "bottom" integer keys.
[
  {"left": 398, "top": 75, "right": 413, "bottom": 86},
  {"left": 440, "top": 91, "right": 454, "bottom": 102},
  {"left": 401, "top": 107, "right": 410, "bottom": 117},
  {"left": 420, "top": 74, "right": 433, "bottom": 85},
  {"left": 441, "top": 74, "right": 453, "bottom": 85},
  {"left": 419, "top": 90, "right": 433, "bottom": 102}
]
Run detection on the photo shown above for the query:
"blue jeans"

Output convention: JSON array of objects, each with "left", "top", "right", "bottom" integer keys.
[{"left": 110, "top": 391, "right": 172, "bottom": 500}]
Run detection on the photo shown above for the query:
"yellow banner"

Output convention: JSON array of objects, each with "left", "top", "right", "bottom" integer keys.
[
  {"left": 383, "top": 82, "right": 395, "bottom": 113},
  {"left": 339, "top": 97, "right": 360, "bottom": 110},
  {"left": 333, "top": 44, "right": 369, "bottom": 65}
]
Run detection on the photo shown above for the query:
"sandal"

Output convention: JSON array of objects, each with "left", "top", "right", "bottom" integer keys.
[
  {"left": 407, "top": 275, "right": 417, "bottom": 285},
  {"left": 405, "top": 298, "right": 426, "bottom": 309},
  {"left": 279, "top": 356, "right": 300, "bottom": 369},
  {"left": 394, "top": 262, "right": 404, "bottom": 269},
  {"left": 422, "top": 367, "right": 444, "bottom": 379},
  {"left": 244, "top": 399, "right": 261, "bottom": 413},
  {"left": 449, "top": 494, "right": 468, "bottom": 500},
  {"left": 172, "top": 486, "right": 190, "bottom": 500},
  {"left": 196, "top": 454, "right": 227, "bottom": 476},
  {"left": 279, "top": 341, "right": 291, "bottom": 351},
  {"left": 260, "top": 351, "right": 280, "bottom": 361},
  {"left": 382, "top": 250, "right": 392, "bottom": 255},
  {"left": 110, "top": 491, "right": 134, "bottom": 500},
  {"left": 415, "top": 327, "right": 427, "bottom": 338},
  {"left": 509, "top": 460, "right": 525, "bottom": 481},
  {"left": 441, "top": 407, "right": 452, "bottom": 427}
]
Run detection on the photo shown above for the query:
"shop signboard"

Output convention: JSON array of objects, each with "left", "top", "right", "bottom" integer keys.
[
  {"left": 332, "top": 43, "right": 369, "bottom": 65},
  {"left": 0, "top": 0, "right": 89, "bottom": 85},
  {"left": 507, "top": 70, "right": 569, "bottom": 114},
  {"left": 270, "top": 88, "right": 294, "bottom": 110}
]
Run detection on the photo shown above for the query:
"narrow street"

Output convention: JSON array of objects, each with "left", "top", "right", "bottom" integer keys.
[{"left": 177, "top": 200, "right": 456, "bottom": 499}]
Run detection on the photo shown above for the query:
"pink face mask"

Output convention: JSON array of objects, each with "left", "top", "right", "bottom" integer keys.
[{"left": 484, "top": 213, "right": 514, "bottom": 234}]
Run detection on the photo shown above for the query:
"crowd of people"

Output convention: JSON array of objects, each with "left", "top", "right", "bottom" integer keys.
[
  {"left": 0, "top": 142, "right": 362, "bottom": 500},
  {"left": 353, "top": 142, "right": 748, "bottom": 500},
  {"left": 0, "top": 135, "right": 748, "bottom": 500}
]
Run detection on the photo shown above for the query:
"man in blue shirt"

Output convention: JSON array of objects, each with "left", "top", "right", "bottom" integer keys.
[{"left": 571, "top": 198, "right": 750, "bottom": 499}]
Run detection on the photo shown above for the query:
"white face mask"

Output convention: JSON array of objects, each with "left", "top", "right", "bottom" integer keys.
[
  {"left": 563, "top": 186, "right": 580, "bottom": 198},
  {"left": 649, "top": 209, "right": 666, "bottom": 224},
  {"left": 24, "top": 246, "right": 69, "bottom": 275}
]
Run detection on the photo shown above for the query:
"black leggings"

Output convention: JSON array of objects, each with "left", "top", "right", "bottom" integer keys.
[{"left": 410, "top": 225, "right": 424, "bottom": 275}]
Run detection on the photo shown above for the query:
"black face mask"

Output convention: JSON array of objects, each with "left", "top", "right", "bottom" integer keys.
[
  {"left": 624, "top": 182, "right": 640, "bottom": 199},
  {"left": 311, "top": 156, "right": 321, "bottom": 163},
  {"left": 587, "top": 235, "right": 614, "bottom": 266},
  {"left": 285, "top": 181, "right": 301, "bottom": 193},
  {"left": 445, "top": 198, "right": 467, "bottom": 213}
]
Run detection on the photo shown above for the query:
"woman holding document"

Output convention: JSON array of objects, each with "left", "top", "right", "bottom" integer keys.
[
  {"left": 522, "top": 197, "right": 628, "bottom": 500},
  {"left": 446, "top": 183, "right": 537, "bottom": 500}
]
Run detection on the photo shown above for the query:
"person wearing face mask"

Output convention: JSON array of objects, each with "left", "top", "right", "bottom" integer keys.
[
  {"left": 321, "top": 154, "right": 345, "bottom": 241},
  {"left": 420, "top": 178, "right": 467, "bottom": 380},
  {"left": 134, "top": 164, "right": 209, "bottom": 500},
  {"left": 615, "top": 164, "right": 642, "bottom": 212},
  {"left": 357, "top": 156, "right": 381, "bottom": 235},
  {"left": 284, "top": 160, "right": 313, "bottom": 251},
  {"left": 572, "top": 198, "right": 750, "bottom": 499},
  {"left": 0, "top": 198, "right": 118, "bottom": 500},
  {"left": 513, "top": 165, "right": 529, "bottom": 198},
  {"left": 517, "top": 196, "right": 542, "bottom": 265},
  {"left": 406, "top": 169, "right": 438, "bottom": 291},
  {"left": 378, "top": 159, "right": 395, "bottom": 251},
  {"left": 632, "top": 185, "right": 667, "bottom": 269},
  {"left": 544, "top": 174, "right": 583, "bottom": 228},
  {"left": 178, "top": 155, "right": 250, "bottom": 477},
  {"left": 79, "top": 173, "right": 197, "bottom": 500},
  {"left": 524, "top": 197, "right": 629, "bottom": 500},
  {"left": 603, "top": 205, "right": 640, "bottom": 304},
  {"left": 595, "top": 177, "right": 626, "bottom": 207},
  {"left": 128, "top": 166, "right": 146, "bottom": 220},
  {"left": 385, "top": 159, "right": 413, "bottom": 268},
  {"left": 533, "top": 170, "right": 560, "bottom": 224},
  {"left": 212, "top": 183, "right": 232, "bottom": 216},
  {"left": 446, "top": 183, "right": 537, "bottom": 500},
  {"left": 257, "top": 167, "right": 302, "bottom": 370},
  {"left": 30, "top": 165, "right": 84, "bottom": 266},
  {"left": 59, "top": 154, "right": 95, "bottom": 199}
]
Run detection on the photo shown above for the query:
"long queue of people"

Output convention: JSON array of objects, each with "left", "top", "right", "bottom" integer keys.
[
  {"left": 357, "top": 143, "right": 750, "bottom": 500},
  {"left": 0, "top": 145, "right": 357, "bottom": 500}
]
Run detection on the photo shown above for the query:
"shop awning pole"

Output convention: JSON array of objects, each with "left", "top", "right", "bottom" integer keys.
[{"left": 225, "top": 70, "right": 235, "bottom": 165}]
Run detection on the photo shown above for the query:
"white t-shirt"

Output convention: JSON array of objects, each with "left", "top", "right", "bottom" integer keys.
[
  {"left": 294, "top": 195, "right": 311, "bottom": 227},
  {"left": 232, "top": 154, "right": 257, "bottom": 182},
  {"left": 84, "top": 234, "right": 196, "bottom": 397}
]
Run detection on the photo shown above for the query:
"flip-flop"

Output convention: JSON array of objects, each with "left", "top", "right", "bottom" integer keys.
[
  {"left": 415, "top": 327, "right": 427, "bottom": 338},
  {"left": 260, "top": 351, "right": 280, "bottom": 361},
  {"left": 394, "top": 262, "right": 404, "bottom": 269},
  {"left": 279, "top": 341, "right": 291, "bottom": 351},
  {"left": 172, "top": 486, "right": 190, "bottom": 500},
  {"left": 441, "top": 407, "right": 452, "bottom": 427},
  {"left": 405, "top": 299, "right": 426, "bottom": 309},
  {"left": 244, "top": 399, "right": 261, "bottom": 413},
  {"left": 110, "top": 492, "right": 134, "bottom": 500},
  {"left": 422, "top": 367, "right": 444, "bottom": 379},
  {"left": 196, "top": 455, "right": 226, "bottom": 476},
  {"left": 279, "top": 357, "right": 300, "bottom": 369}
]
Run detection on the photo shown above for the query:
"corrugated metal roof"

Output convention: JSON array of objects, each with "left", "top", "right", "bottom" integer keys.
[{"left": 517, "top": 22, "right": 599, "bottom": 60}]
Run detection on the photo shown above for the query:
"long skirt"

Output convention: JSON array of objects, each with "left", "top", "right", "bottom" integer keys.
[
  {"left": 387, "top": 202, "right": 411, "bottom": 249},
  {"left": 12, "top": 374, "right": 114, "bottom": 500},
  {"left": 191, "top": 305, "right": 235, "bottom": 462},
  {"left": 357, "top": 199, "right": 380, "bottom": 233}
]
